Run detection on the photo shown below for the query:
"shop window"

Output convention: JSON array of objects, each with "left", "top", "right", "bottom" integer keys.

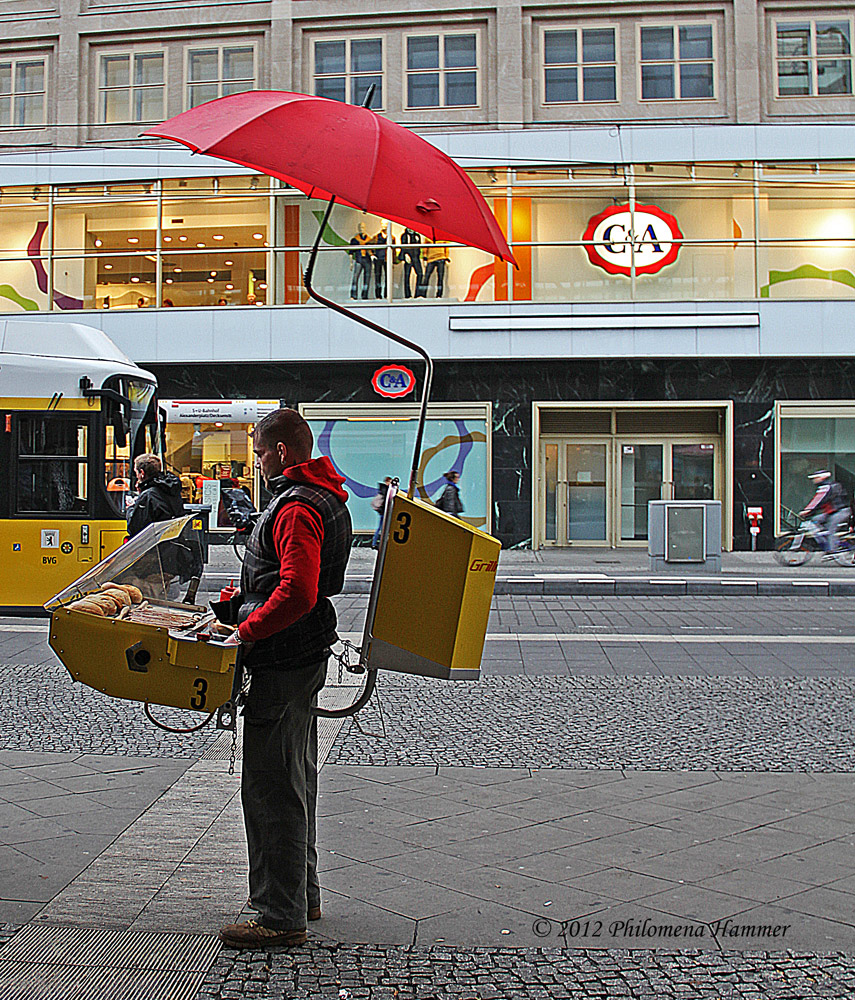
[
  {"left": 639, "top": 24, "right": 715, "bottom": 100},
  {"left": 99, "top": 52, "right": 164, "bottom": 123},
  {"left": 406, "top": 33, "right": 478, "bottom": 108},
  {"left": 164, "top": 422, "right": 257, "bottom": 522},
  {"left": 186, "top": 46, "right": 255, "bottom": 110},
  {"left": 313, "top": 38, "right": 383, "bottom": 108},
  {"left": 775, "top": 20, "right": 852, "bottom": 97},
  {"left": 301, "top": 403, "right": 491, "bottom": 533},
  {"left": 543, "top": 28, "right": 617, "bottom": 104},
  {"left": 16, "top": 416, "right": 89, "bottom": 514},
  {"left": 779, "top": 413, "right": 855, "bottom": 528},
  {"left": 0, "top": 57, "right": 47, "bottom": 127}
]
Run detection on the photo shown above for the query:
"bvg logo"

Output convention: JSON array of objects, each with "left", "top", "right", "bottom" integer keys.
[
  {"left": 372, "top": 365, "right": 416, "bottom": 398},
  {"left": 582, "top": 203, "right": 682, "bottom": 276},
  {"left": 469, "top": 558, "right": 498, "bottom": 572}
]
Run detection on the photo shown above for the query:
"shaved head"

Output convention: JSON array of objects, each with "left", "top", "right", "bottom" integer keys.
[{"left": 253, "top": 408, "right": 313, "bottom": 464}]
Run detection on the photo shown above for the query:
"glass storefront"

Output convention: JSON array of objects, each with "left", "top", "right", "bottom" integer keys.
[
  {"left": 777, "top": 403, "right": 855, "bottom": 531},
  {"left": 161, "top": 400, "right": 278, "bottom": 529},
  {"left": 2, "top": 160, "right": 855, "bottom": 311}
]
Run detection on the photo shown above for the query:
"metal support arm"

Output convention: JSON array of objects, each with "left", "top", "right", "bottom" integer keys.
[{"left": 303, "top": 196, "right": 434, "bottom": 500}]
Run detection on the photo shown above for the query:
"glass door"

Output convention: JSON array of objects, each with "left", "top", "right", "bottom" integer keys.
[
  {"left": 618, "top": 443, "right": 665, "bottom": 541},
  {"left": 566, "top": 443, "right": 608, "bottom": 541},
  {"left": 672, "top": 443, "right": 716, "bottom": 500},
  {"left": 541, "top": 440, "right": 609, "bottom": 544}
]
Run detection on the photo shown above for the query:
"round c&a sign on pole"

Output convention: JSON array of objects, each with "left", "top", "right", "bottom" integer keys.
[
  {"left": 372, "top": 365, "right": 416, "bottom": 398},
  {"left": 582, "top": 203, "right": 683, "bottom": 276}
]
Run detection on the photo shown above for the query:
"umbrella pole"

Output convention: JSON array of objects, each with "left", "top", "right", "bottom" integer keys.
[{"left": 303, "top": 196, "right": 434, "bottom": 500}]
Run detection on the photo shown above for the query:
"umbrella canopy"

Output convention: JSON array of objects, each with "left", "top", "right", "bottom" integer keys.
[{"left": 143, "top": 91, "right": 515, "bottom": 265}]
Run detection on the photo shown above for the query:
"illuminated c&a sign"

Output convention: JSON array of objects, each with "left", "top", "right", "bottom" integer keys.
[
  {"left": 372, "top": 365, "right": 416, "bottom": 398},
  {"left": 582, "top": 203, "right": 683, "bottom": 276}
]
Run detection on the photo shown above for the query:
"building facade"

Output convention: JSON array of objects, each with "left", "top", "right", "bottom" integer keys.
[{"left": 2, "top": 2, "right": 855, "bottom": 549}]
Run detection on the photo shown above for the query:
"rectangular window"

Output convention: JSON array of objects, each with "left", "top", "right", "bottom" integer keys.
[
  {"left": 187, "top": 45, "right": 255, "bottom": 109},
  {"left": 406, "top": 33, "right": 478, "bottom": 108},
  {"left": 0, "top": 57, "right": 47, "bottom": 127},
  {"left": 16, "top": 416, "right": 89, "bottom": 515},
  {"left": 776, "top": 20, "right": 852, "bottom": 97},
  {"left": 314, "top": 38, "right": 383, "bottom": 108},
  {"left": 543, "top": 27, "right": 617, "bottom": 104},
  {"left": 99, "top": 52, "right": 164, "bottom": 123},
  {"left": 640, "top": 24, "right": 714, "bottom": 100}
]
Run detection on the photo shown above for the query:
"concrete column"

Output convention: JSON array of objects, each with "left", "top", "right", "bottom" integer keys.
[
  {"left": 54, "top": 0, "right": 81, "bottom": 148},
  {"left": 733, "top": 0, "right": 761, "bottom": 122},
  {"left": 269, "top": 0, "right": 294, "bottom": 90},
  {"left": 496, "top": 0, "right": 524, "bottom": 128}
]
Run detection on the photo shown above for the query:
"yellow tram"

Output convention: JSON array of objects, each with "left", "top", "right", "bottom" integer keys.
[{"left": 0, "top": 320, "right": 161, "bottom": 613}]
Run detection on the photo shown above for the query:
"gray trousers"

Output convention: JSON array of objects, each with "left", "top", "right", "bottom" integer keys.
[
  {"left": 815, "top": 508, "right": 850, "bottom": 552},
  {"left": 241, "top": 658, "right": 326, "bottom": 931}
]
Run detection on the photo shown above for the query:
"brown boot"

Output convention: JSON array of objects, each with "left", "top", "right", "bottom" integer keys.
[{"left": 218, "top": 920, "right": 307, "bottom": 949}]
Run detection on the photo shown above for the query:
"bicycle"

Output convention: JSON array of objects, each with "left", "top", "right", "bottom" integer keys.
[{"left": 773, "top": 516, "right": 855, "bottom": 567}]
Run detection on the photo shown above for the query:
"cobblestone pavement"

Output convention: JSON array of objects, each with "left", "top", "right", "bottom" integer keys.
[
  {"left": 326, "top": 675, "right": 855, "bottom": 769},
  {"left": 334, "top": 594, "right": 855, "bottom": 640},
  {"left": 199, "top": 944, "right": 855, "bottom": 999},
  {"left": 3, "top": 593, "right": 855, "bottom": 999}
]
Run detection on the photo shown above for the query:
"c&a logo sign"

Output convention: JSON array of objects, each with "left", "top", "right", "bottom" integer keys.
[
  {"left": 582, "top": 203, "right": 683, "bottom": 277},
  {"left": 372, "top": 365, "right": 416, "bottom": 398}
]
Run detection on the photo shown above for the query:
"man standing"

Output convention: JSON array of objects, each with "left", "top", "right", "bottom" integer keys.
[{"left": 219, "top": 409, "right": 352, "bottom": 949}]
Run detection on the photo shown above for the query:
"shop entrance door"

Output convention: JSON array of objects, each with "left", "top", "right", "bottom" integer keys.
[
  {"left": 542, "top": 441, "right": 609, "bottom": 545},
  {"left": 536, "top": 404, "right": 730, "bottom": 550},
  {"left": 618, "top": 443, "right": 665, "bottom": 541},
  {"left": 616, "top": 440, "right": 719, "bottom": 544}
]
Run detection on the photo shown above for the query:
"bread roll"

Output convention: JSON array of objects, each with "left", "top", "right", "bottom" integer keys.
[
  {"left": 69, "top": 599, "right": 105, "bottom": 616},
  {"left": 89, "top": 594, "right": 121, "bottom": 615},
  {"left": 102, "top": 588, "right": 131, "bottom": 608},
  {"left": 104, "top": 582, "right": 143, "bottom": 604}
]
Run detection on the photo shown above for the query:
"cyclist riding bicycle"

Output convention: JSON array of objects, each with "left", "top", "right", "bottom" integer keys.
[{"left": 800, "top": 470, "right": 851, "bottom": 555}]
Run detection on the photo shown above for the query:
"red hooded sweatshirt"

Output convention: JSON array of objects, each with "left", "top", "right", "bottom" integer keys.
[{"left": 237, "top": 456, "right": 349, "bottom": 643}]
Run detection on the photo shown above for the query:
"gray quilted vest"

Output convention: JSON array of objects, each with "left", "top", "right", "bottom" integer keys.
[{"left": 240, "top": 473, "right": 352, "bottom": 669}]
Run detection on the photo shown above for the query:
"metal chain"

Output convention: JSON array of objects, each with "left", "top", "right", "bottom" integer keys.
[
  {"left": 334, "top": 639, "right": 364, "bottom": 674},
  {"left": 228, "top": 722, "right": 238, "bottom": 776}
]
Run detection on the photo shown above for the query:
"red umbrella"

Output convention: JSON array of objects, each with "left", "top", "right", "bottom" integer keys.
[{"left": 143, "top": 90, "right": 515, "bottom": 264}]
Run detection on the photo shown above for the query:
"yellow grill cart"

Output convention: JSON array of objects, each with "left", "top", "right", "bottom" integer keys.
[
  {"left": 46, "top": 489, "right": 500, "bottom": 724},
  {"left": 45, "top": 516, "right": 236, "bottom": 716},
  {"left": 361, "top": 484, "right": 500, "bottom": 681}
]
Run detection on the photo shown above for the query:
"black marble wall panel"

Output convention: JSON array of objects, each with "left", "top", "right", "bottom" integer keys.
[{"left": 149, "top": 357, "right": 855, "bottom": 549}]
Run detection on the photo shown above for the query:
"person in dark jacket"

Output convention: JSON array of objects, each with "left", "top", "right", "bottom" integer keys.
[
  {"left": 126, "top": 454, "right": 185, "bottom": 537},
  {"left": 435, "top": 470, "right": 464, "bottom": 517},
  {"left": 218, "top": 408, "right": 352, "bottom": 950}
]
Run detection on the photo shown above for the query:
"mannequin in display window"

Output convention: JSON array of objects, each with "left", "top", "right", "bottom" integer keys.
[
  {"left": 348, "top": 222, "right": 373, "bottom": 300},
  {"left": 370, "top": 223, "right": 393, "bottom": 299},
  {"left": 399, "top": 228, "right": 425, "bottom": 298},
  {"left": 423, "top": 242, "right": 451, "bottom": 297}
]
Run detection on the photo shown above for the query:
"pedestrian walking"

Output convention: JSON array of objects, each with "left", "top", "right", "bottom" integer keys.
[
  {"left": 126, "top": 454, "right": 185, "bottom": 537},
  {"left": 435, "top": 470, "right": 464, "bottom": 518},
  {"left": 371, "top": 477, "right": 392, "bottom": 548},
  {"left": 218, "top": 408, "right": 352, "bottom": 949}
]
